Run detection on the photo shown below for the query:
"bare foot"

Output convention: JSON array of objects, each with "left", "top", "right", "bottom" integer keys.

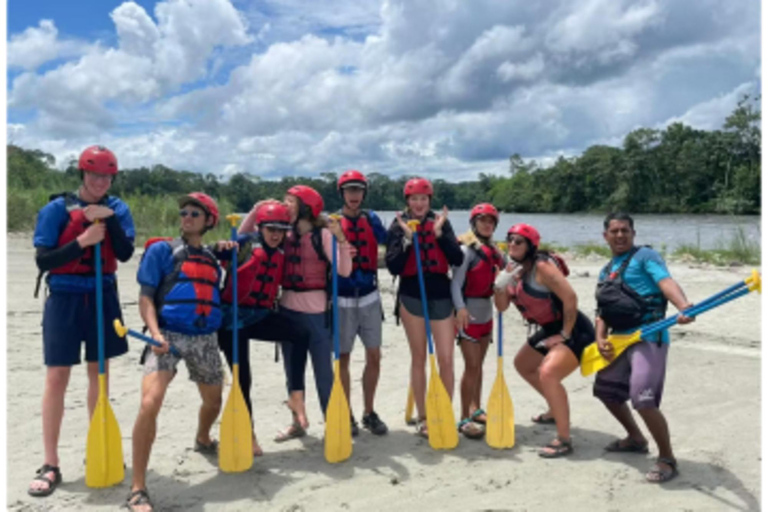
[{"left": 253, "top": 434, "right": 264, "bottom": 457}]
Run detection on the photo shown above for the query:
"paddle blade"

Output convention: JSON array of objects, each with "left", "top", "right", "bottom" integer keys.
[
  {"left": 85, "top": 376, "right": 124, "bottom": 488},
  {"left": 405, "top": 386, "right": 416, "bottom": 425},
  {"left": 426, "top": 355, "right": 458, "bottom": 450},
  {"left": 580, "top": 331, "right": 641, "bottom": 377},
  {"left": 219, "top": 366, "right": 253, "bottom": 473},
  {"left": 486, "top": 358, "right": 515, "bottom": 449},
  {"left": 325, "top": 361, "right": 352, "bottom": 463}
]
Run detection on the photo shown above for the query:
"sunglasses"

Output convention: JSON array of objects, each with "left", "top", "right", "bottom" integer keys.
[
  {"left": 179, "top": 210, "right": 202, "bottom": 218},
  {"left": 506, "top": 235, "right": 528, "bottom": 246}
]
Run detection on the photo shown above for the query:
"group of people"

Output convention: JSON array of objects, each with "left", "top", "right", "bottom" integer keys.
[{"left": 28, "top": 146, "right": 696, "bottom": 511}]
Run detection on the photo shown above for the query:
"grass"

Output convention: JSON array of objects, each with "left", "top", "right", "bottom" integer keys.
[
  {"left": 673, "top": 227, "right": 761, "bottom": 265},
  {"left": 571, "top": 243, "right": 613, "bottom": 258}
]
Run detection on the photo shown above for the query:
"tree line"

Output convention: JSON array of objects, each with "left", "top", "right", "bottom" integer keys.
[{"left": 7, "top": 94, "right": 760, "bottom": 232}]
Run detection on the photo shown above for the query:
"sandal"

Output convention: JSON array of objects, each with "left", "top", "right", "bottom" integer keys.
[
  {"left": 605, "top": 437, "right": 649, "bottom": 454},
  {"left": 470, "top": 408, "right": 487, "bottom": 425},
  {"left": 531, "top": 412, "right": 556, "bottom": 425},
  {"left": 646, "top": 457, "right": 678, "bottom": 483},
  {"left": 193, "top": 439, "right": 219, "bottom": 454},
  {"left": 538, "top": 437, "right": 573, "bottom": 458},
  {"left": 274, "top": 422, "right": 306, "bottom": 443},
  {"left": 415, "top": 419, "right": 428, "bottom": 439},
  {"left": 124, "top": 488, "right": 153, "bottom": 511},
  {"left": 458, "top": 418, "right": 484, "bottom": 440},
  {"left": 28, "top": 464, "right": 62, "bottom": 498}
]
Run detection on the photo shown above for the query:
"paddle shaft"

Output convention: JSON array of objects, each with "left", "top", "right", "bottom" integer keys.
[
  {"left": 332, "top": 235, "right": 340, "bottom": 360},
  {"left": 231, "top": 225, "right": 239, "bottom": 366},
  {"left": 497, "top": 311, "right": 503, "bottom": 357},
  {"left": 410, "top": 225, "right": 436, "bottom": 355},
  {"left": 122, "top": 328, "right": 181, "bottom": 357},
  {"left": 95, "top": 241, "right": 105, "bottom": 374}
]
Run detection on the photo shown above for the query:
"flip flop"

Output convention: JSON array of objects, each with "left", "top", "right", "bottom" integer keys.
[
  {"left": 646, "top": 457, "right": 678, "bottom": 483},
  {"left": 274, "top": 422, "right": 306, "bottom": 443},
  {"left": 28, "top": 464, "right": 61, "bottom": 498},
  {"left": 458, "top": 418, "right": 484, "bottom": 440},
  {"left": 605, "top": 437, "right": 649, "bottom": 454},
  {"left": 470, "top": 408, "right": 487, "bottom": 425},
  {"left": 538, "top": 437, "right": 573, "bottom": 458},
  {"left": 193, "top": 439, "right": 219, "bottom": 454},
  {"left": 531, "top": 412, "right": 556, "bottom": 425}
]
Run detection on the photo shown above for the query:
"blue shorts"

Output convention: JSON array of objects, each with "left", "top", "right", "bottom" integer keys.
[{"left": 42, "top": 286, "right": 129, "bottom": 366}]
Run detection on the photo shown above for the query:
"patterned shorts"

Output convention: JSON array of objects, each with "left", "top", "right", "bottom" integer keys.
[{"left": 142, "top": 329, "right": 224, "bottom": 386}]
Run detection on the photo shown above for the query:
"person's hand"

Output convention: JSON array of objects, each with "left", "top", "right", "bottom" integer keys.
[
  {"left": 395, "top": 212, "right": 414, "bottom": 241},
  {"left": 596, "top": 335, "right": 614, "bottom": 361},
  {"left": 455, "top": 308, "right": 472, "bottom": 331},
  {"left": 251, "top": 200, "right": 270, "bottom": 213},
  {"left": 215, "top": 240, "right": 239, "bottom": 252},
  {"left": 150, "top": 332, "right": 170, "bottom": 355},
  {"left": 494, "top": 262, "right": 522, "bottom": 291},
  {"left": 327, "top": 216, "right": 346, "bottom": 241},
  {"left": 76, "top": 222, "right": 106, "bottom": 248},
  {"left": 83, "top": 205, "right": 114, "bottom": 222},
  {"left": 536, "top": 334, "right": 565, "bottom": 351},
  {"left": 434, "top": 205, "right": 449, "bottom": 237},
  {"left": 676, "top": 303, "right": 696, "bottom": 325},
  {"left": 347, "top": 244, "right": 358, "bottom": 259}
]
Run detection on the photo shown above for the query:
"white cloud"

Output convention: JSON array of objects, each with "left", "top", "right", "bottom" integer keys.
[
  {"left": 7, "top": 20, "right": 90, "bottom": 70},
  {"left": 661, "top": 82, "right": 758, "bottom": 131}
]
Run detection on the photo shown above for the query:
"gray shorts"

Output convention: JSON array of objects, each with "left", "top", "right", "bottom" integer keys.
[
  {"left": 593, "top": 340, "right": 668, "bottom": 410},
  {"left": 338, "top": 292, "right": 383, "bottom": 354},
  {"left": 143, "top": 329, "right": 224, "bottom": 386},
  {"left": 399, "top": 295, "right": 453, "bottom": 321}
]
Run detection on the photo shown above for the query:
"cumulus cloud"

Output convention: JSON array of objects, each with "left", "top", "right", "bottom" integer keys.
[
  {"left": 7, "top": 20, "right": 90, "bottom": 70},
  {"left": 7, "top": 0, "right": 761, "bottom": 181}
]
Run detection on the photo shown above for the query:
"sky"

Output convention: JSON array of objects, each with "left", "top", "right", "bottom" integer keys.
[{"left": 6, "top": 0, "right": 761, "bottom": 181}]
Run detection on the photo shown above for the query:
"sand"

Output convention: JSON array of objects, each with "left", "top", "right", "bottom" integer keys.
[{"left": 6, "top": 233, "right": 761, "bottom": 511}]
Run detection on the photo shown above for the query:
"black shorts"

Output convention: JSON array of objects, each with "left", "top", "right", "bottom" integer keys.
[
  {"left": 42, "top": 286, "right": 128, "bottom": 366},
  {"left": 399, "top": 295, "right": 453, "bottom": 321},
  {"left": 527, "top": 311, "right": 595, "bottom": 361}
]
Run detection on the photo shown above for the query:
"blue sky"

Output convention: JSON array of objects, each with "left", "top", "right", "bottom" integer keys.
[{"left": 6, "top": 0, "right": 761, "bottom": 180}]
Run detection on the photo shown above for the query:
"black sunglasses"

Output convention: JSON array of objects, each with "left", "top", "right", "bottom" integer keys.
[{"left": 179, "top": 209, "right": 202, "bottom": 218}]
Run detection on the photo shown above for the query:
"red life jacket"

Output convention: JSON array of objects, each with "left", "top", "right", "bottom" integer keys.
[
  {"left": 145, "top": 237, "right": 222, "bottom": 332},
  {"left": 401, "top": 214, "right": 449, "bottom": 277},
  {"left": 463, "top": 242, "right": 503, "bottom": 298},
  {"left": 508, "top": 252, "right": 570, "bottom": 326},
  {"left": 340, "top": 210, "right": 378, "bottom": 273},
  {"left": 221, "top": 237, "right": 284, "bottom": 309},
  {"left": 48, "top": 193, "right": 118, "bottom": 275},
  {"left": 281, "top": 228, "right": 329, "bottom": 291}
]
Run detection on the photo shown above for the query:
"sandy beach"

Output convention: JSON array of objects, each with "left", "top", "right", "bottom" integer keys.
[{"left": 6, "top": 232, "right": 761, "bottom": 511}]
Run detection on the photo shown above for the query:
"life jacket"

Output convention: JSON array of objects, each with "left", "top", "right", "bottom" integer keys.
[
  {"left": 145, "top": 237, "right": 222, "bottom": 333},
  {"left": 462, "top": 242, "right": 503, "bottom": 298},
  {"left": 221, "top": 234, "right": 284, "bottom": 309},
  {"left": 48, "top": 193, "right": 118, "bottom": 276},
  {"left": 340, "top": 210, "right": 378, "bottom": 274},
  {"left": 508, "top": 252, "right": 570, "bottom": 326},
  {"left": 595, "top": 246, "right": 668, "bottom": 332},
  {"left": 401, "top": 213, "right": 449, "bottom": 277},
  {"left": 281, "top": 227, "right": 329, "bottom": 292}
]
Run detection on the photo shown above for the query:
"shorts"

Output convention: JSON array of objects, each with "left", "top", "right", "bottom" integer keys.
[
  {"left": 593, "top": 340, "right": 668, "bottom": 410},
  {"left": 457, "top": 319, "right": 493, "bottom": 343},
  {"left": 142, "top": 329, "right": 223, "bottom": 386},
  {"left": 42, "top": 287, "right": 128, "bottom": 366},
  {"left": 338, "top": 292, "right": 383, "bottom": 354},
  {"left": 527, "top": 311, "right": 595, "bottom": 361},
  {"left": 399, "top": 294, "right": 453, "bottom": 321}
]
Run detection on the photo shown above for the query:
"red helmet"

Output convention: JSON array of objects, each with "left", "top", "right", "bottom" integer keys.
[
  {"left": 78, "top": 145, "right": 118, "bottom": 175},
  {"left": 507, "top": 223, "right": 540, "bottom": 249},
  {"left": 470, "top": 203, "right": 499, "bottom": 225},
  {"left": 178, "top": 192, "right": 219, "bottom": 227},
  {"left": 287, "top": 185, "right": 324, "bottom": 218},
  {"left": 256, "top": 200, "right": 291, "bottom": 229},
  {"left": 338, "top": 170, "right": 368, "bottom": 192},
  {"left": 403, "top": 177, "right": 433, "bottom": 198}
]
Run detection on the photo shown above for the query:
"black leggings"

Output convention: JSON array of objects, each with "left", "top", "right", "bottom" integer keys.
[{"left": 217, "top": 309, "right": 306, "bottom": 418}]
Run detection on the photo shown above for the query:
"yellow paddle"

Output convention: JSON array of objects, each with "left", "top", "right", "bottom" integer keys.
[
  {"left": 85, "top": 231, "right": 124, "bottom": 488},
  {"left": 325, "top": 215, "right": 353, "bottom": 463},
  {"left": 407, "top": 219, "right": 458, "bottom": 450},
  {"left": 405, "top": 386, "right": 416, "bottom": 425},
  {"left": 486, "top": 311, "right": 514, "bottom": 449},
  {"left": 581, "top": 270, "right": 761, "bottom": 377},
  {"left": 219, "top": 214, "right": 253, "bottom": 473}
]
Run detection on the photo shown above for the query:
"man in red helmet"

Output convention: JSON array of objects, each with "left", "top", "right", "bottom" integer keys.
[
  {"left": 127, "top": 192, "right": 236, "bottom": 511},
  {"left": 29, "top": 145, "right": 136, "bottom": 498},
  {"left": 336, "top": 170, "right": 389, "bottom": 436}
]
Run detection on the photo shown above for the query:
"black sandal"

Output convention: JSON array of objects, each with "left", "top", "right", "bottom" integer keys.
[
  {"left": 28, "top": 464, "right": 62, "bottom": 497},
  {"left": 124, "top": 488, "right": 153, "bottom": 511},
  {"left": 646, "top": 457, "right": 679, "bottom": 483},
  {"left": 538, "top": 437, "right": 573, "bottom": 458}
]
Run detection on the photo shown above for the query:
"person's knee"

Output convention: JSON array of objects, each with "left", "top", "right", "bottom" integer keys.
[
  {"left": 46, "top": 368, "right": 71, "bottom": 389},
  {"left": 366, "top": 348, "right": 381, "bottom": 366},
  {"left": 538, "top": 364, "right": 561, "bottom": 385},
  {"left": 140, "top": 392, "right": 165, "bottom": 418},
  {"left": 514, "top": 352, "right": 534, "bottom": 376},
  {"left": 339, "top": 353, "right": 351, "bottom": 368}
]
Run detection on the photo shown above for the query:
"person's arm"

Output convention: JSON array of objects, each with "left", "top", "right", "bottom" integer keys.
[
  {"left": 323, "top": 229, "right": 353, "bottom": 277},
  {"left": 385, "top": 220, "right": 411, "bottom": 275},
  {"left": 658, "top": 278, "right": 695, "bottom": 323},
  {"left": 450, "top": 246, "right": 471, "bottom": 312},
  {"left": 105, "top": 214, "right": 134, "bottom": 262},
  {"left": 493, "top": 261, "right": 519, "bottom": 312},
  {"left": 137, "top": 245, "right": 170, "bottom": 354},
  {"left": 536, "top": 260, "right": 577, "bottom": 345},
  {"left": 369, "top": 212, "right": 388, "bottom": 244},
  {"left": 436, "top": 220, "right": 464, "bottom": 267},
  {"left": 35, "top": 243, "right": 84, "bottom": 272}
]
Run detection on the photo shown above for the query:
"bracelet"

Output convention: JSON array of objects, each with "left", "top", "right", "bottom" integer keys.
[{"left": 560, "top": 330, "right": 571, "bottom": 342}]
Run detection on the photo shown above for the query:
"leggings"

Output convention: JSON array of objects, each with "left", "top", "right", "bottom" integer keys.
[{"left": 279, "top": 306, "right": 334, "bottom": 415}]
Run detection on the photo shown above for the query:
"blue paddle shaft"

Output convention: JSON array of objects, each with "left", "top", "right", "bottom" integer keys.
[
  {"left": 124, "top": 328, "right": 181, "bottom": 357},
  {"left": 231, "top": 226, "right": 239, "bottom": 366},
  {"left": 497, "top": 311, "right": 503, "bottom": 357},
  {"left": 411, "top": 224, "right": 436, "bottom": 356},
  {"left": 95, "top": 241, "right": 105, "bottom": 375},
  {"left": 332, "top": 234, "right": 340, "bottom": 360}
]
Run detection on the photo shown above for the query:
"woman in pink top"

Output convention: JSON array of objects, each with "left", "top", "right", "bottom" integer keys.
[{"left": 274, "top": 185, "right": 353, "bottom": 442}]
